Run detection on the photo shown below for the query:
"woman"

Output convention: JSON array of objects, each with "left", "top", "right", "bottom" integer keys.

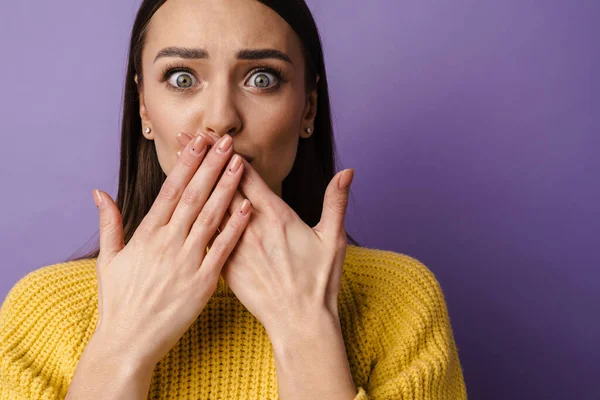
[{"left": 0, "top": 0, "right": 467, "bottom": 398}]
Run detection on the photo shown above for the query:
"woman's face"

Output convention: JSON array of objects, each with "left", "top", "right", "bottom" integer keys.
[{"left": 135, "top": 0, "right": 318, "bottom": 197}]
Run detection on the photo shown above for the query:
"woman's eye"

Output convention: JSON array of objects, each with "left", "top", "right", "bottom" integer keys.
[
  {"left": 247, "top": 70, "right": 279, "bottom": 89},
  {"left": 167, "top": 71, "right": 197, "bottom": 89},
  {"left": 162, "top": 68, "right": 280, "bottom": 91}
]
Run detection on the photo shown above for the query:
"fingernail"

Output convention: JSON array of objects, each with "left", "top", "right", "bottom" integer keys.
[
  {"left": 239, "top": 199, "right": 251, "bottom": 216},
  {"left": 190, "top": 135, "right": 207, "bottom": 156},
  {"left": 199, "top": 132, "right": 219, "bottom": 144},
  {"left": 199, "top": 132, "right": 219, "bottom": 147},
  {"left": 177, "top": 132, "right": 193, "bottom": 140},
  {"left": 217, "top": 134, "right": 233, "bottom": 154},
  {"left": 227, "top": 154, "right": 242, "bottom": 174},
  {"left": 94, "top": 189, "right": 105, "bottom": 208},
  {"left": 338, "top": 169, "right": 354, "bottom": 189}
]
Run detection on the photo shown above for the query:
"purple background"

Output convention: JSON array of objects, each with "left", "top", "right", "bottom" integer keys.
[{"left": 1, "top": 0, "right": 598, "bottom": 398}]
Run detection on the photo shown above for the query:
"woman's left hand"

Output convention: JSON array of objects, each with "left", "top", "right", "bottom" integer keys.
[
  {"left": 220, "top": 157, "right": 354, "bottom": 338},
  {"left": 176, "top": 133, "right": 354, "bottom": 338}
]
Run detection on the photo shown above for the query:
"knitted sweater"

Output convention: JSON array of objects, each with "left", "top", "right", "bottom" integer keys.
[{"left": 0, "top": 245, "right": 467, "bottom": 399}]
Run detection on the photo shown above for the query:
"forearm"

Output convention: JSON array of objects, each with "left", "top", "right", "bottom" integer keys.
[
  {"left": 269, "top": 310, "right": 358, "bottom": 400},
  {"left": 66, "top": 332, "right": 155, "bottom": 400}
]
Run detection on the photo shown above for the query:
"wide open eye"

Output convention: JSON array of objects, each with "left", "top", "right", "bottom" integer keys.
[
  {"left": 245, "top": 68, "right": 283, "bottom": 90},
  {"left": 166, "top": 70, "right": 197, "bottom": 90}
]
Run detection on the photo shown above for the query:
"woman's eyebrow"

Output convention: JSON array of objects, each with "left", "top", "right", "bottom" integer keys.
[{"left": 153, "top": 46, "right": 293, "bottom": 64}]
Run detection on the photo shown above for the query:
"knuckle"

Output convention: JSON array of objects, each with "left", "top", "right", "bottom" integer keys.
[
  {"left": 262, "top": 199, "right": 282, "bottom": 218},
  {"left": 228, "top": 214, "right": 245, "bottom": 230},
  {"left": 197, "top": 207, "right": 218, "bottom": 227},
  {"left": 197, "top": 268, "right": 220, "bottom": 292},
  {"left": 279, "top": 207, "right": 295, "bottom": 222},
  {"left": 157, "top": 239, "right": 172, "bottom": 255},
  {"left": 273, "top": 217, "right": 286, "bottom": 229},
  {"left": 180, "top": 154, "right": 197, "bottom": 168},
  {"left": 203, "top": 155, "right": 221, "bottom": 170},
  {"left": 268, "top": 211, "right": 289, "bottom": 229},
  {"left": 209, "top": 239, "right": 229, "bottom": 257},
  {"left": 221, "top": 173, "right": 239, "bottom": 189},
  {"left": 180, "top": 187, "right": 201, "bottom": 206},
  {"left": 98, "top": 214, "right": 122, "bottom": 235},
  {"left": 134, "top": 219, "right": 154, "bottom": 238},
  {"left": 98, "top": 214, "right": 113, "bottom": 231},
  {"left": 330, "top": 197, "right": 348, "bottom": 213},
  {"left": 161, "top": 225, "right": 178, "bottom": 244},
  {"left": 159, "top": 180, "right": 181, "bottom": 201}
]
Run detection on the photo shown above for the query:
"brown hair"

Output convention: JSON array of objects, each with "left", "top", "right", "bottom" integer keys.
[{"left": 67, "top": 0, "right": 360, "bottom": 262}]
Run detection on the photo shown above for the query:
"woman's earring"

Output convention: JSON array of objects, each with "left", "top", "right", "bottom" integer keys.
[
  {"left": 301, "top": 127, "right": 313, "bottom": 139},
  {"left": 145, "top": 127, "right": 152, "bottom": 134}
]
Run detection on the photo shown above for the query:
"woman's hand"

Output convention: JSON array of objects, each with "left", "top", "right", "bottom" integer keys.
[
  {"left": 175, "top": 133, "right": 354, "bottom": 340},
  {"left": 91, "top": 133, "right": 252, "bottom": 368}
]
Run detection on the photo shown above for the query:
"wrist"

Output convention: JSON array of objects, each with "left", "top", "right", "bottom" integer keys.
[
  {"left": 267, "top": 308, "right": 340, "bottom": 353},
  {"left": 267, "top": 310, "right": 357, "bottom": 399},
  {"left": 87, "top": 329, "right": 156, "bottom": 378},
  {"left": 67, "top": 331, "right": 155, "bottom": 399}
]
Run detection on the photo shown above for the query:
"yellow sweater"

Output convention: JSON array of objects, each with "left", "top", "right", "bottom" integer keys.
[{"left": 0, "top": 245, "right": 467, "bottom": 399}]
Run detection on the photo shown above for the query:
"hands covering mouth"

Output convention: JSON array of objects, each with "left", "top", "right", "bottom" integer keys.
[{"left": 176, "top": 132, "right": 253, "bottom": 163}]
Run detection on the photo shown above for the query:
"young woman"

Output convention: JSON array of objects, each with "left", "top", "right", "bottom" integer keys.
[{"left": 0, "top": 0, "right": 467, "bottom": 398}]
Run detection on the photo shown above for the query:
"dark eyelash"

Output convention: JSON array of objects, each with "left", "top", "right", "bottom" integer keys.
[
  {"left": 159, "top": 63, "right": 285, "bottom": 92},
  {"left": 159, "top": 63, "right": 195, "bottom": 93},
  {"left": 250, "top": 66, "right": 285, "bottom": 89}
]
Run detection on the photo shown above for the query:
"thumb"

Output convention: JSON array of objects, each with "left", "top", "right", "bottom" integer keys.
[
  {"left": 314, "top": 168, "right": 354, "bottom": 240},
  {"left": 93, "top": 189, "right": 125, "bottom": 265}
]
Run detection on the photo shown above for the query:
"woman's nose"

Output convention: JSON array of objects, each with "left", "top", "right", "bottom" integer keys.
[{"left": 199, "top": 81, "right": 242, "bottom": 137}]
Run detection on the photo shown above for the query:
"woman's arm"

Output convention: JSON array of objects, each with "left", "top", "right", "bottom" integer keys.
[
  {"left": 359, "top": 255, "right": 468, "bottom": 399},
  {"left": 66, "top": 331, "right": 155, "bottom": 400}
]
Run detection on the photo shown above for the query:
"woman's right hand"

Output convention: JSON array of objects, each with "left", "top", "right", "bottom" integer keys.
[{"left": 91, "top": 133, "right": 251, "bottom": 369}]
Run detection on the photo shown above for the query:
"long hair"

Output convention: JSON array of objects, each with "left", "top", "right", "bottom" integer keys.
[{"left": 67, "top": 0, "right": 360, "bottom": 262}]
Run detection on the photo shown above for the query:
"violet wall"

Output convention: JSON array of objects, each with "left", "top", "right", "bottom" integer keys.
[{"left": 1, "top": 1, "right": 597, "bottom": 398}]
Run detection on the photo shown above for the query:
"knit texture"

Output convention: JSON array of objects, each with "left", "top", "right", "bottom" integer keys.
[{"left": 0, "top": 244, "right": 467, "bottom": 399}]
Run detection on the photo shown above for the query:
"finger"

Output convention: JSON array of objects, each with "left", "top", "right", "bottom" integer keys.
[
  {"left": 176, "top": 131, "right": 220, "bottom": 149},
  {"left": 142, "top": 134, "right": 209, "bottom": 230},
  {"left": 183, "top": 153, "right": 245, "bottom": 250},
  {"left": 196, "top": 199, "right": 253, "bottom": 283},
  {"left": 313, "top": 168, "right": 354, "bottom": 241},
  {"left": 206, "top": 230, "right": 219, "bottom": 253},
  {"left": 225, "top": 189, "right": 247, "bottom": 223},
  {"left": 237, "top": 157, "right": 281, "bottom": 213},
  {"left": 216, "top": 186, "right": 246, "bottom": 243},
  {"left": 217, "top": 207, "right": 232, "bottom": 234},
  {"left": 169, "top": 134, "right": 237, "bottom": 241},
  {"left": 93, "top": 189, "right": 125, "bottom": 266},
  {"left": 177, "top": 132, "right": 247, "bottom": 209}
]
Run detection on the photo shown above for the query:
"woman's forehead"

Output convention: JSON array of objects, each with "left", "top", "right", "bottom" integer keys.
[{"left": 145, "top": 0, "right": 301, "bottom": 60}]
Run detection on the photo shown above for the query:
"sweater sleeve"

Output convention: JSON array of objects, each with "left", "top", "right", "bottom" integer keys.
[
  {"left": 0, "top": 262, "right": 96, "bottom": 399},
  {"left": 351, "top": 251, "right": 467, "bottom": 399}
]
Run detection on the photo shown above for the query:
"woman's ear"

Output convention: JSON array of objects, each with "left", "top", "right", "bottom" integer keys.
[
  {"left": 134, "top": 74, "right": 154, "bottom": 140},
  {"left": 301, "top": 74, "right": 320, "bottom": 138}
]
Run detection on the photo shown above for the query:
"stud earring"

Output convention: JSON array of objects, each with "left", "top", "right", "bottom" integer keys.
[
  {"left": 306, "top": 128, "right": 313, "bottom": 134},
  {"left": 145, "top": 127, "right": 151, "bottom": 134}
]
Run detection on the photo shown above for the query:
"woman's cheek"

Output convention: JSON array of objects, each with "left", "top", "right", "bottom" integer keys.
[
  {"left": 152, "top": 130, "right": 179, "bottom": 176},
  {"left": 144, "top": 111, "right": 183, "bottom": 175}
]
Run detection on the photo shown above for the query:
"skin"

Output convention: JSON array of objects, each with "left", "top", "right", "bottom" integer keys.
[{"left": 135, "top": 0, "right": 318, "bottom": 197}]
